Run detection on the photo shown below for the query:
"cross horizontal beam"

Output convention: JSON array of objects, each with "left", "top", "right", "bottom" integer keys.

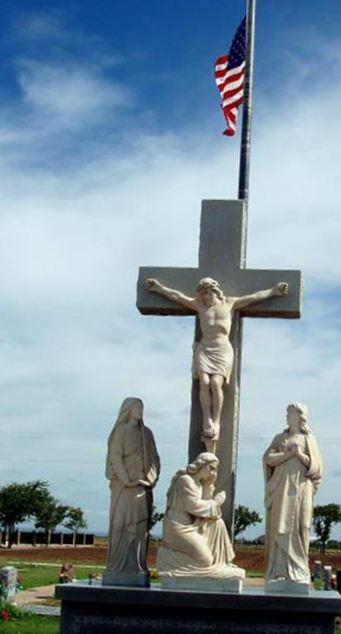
[{"left": 137, "top": 266, "right": 301, "bottom": 318}]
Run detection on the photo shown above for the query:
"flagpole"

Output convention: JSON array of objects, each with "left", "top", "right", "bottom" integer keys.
[
  {"left": 238, "top": 0, "right": 256, "bottom": 227},
  {"left": 230, "top": 0, "right": 256, "bottom": 540}
]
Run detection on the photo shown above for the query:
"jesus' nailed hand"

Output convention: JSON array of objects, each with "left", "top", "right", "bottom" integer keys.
[{"left": 145, "top": 277, "right": 289, "bottom": 452}]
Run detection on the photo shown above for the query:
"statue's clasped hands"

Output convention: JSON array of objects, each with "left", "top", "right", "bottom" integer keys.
[
  {"left": 213, "top": 491, "right": 226, "bottom": 518},
  {"left": 288, "top": 443, "right": 306, "bottom": 463},
  {"left": 214, "top": 491, "right": 226, "bottom": 507}
]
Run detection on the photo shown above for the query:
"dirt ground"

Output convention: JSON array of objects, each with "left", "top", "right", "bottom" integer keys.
[
  {"left": 0, "top": 545, "right": 108, "bottom": 565},
  {"left": 234, "top": 548, "right": 341, "bottom": 573},
  {"left": 1, "top": 543, "right": 341, "bottom": 573}
]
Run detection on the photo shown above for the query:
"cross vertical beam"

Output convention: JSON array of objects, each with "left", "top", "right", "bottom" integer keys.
[{"left": 188, "top": 201, "right": 247, "bottom": 533}]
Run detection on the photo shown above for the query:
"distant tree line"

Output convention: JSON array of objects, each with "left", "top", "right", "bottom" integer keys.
[
  {"left": 233, "top": 504, "right": 341, "bottom": 553},
  {"left": 233, "top": 505, "right": 262, "bottom": 538},
  {"left": 233, "top": 504, "right": 341, "bottom": 554},
  {"left": 150, "top": 504, "right": 263, "bottom": 538},
  {"left": 0, "top": 480, "right": 87, "bottom": 548},
  {"left": 2, "top": 482, "right": 339, "bottom": 554},
  {"left": 313, "top": 504, "right": 341, "bottom": 554}
]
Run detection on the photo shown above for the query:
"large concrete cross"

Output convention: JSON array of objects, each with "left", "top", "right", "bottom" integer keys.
[{"left": 137, "top": 200, "right": 301, "bottom": 531}]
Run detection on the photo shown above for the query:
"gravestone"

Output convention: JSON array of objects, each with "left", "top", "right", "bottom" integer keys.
[
  {"left": 0, "top": 566, "right": 17, "bottom": 603},
  {"left": 323, "top": 566, "right": 332, "bottom": 591}
]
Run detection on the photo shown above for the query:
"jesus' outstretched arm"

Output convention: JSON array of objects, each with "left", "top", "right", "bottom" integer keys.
[
  {"left": 232, "top": 282, "right": 289, "bottom": 310},
  {"left": 145, "top": 278, "right": 198, "bottom": 311}
]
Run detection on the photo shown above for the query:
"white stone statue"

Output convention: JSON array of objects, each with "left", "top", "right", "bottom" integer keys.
[
  {"left": 156, "top": 452, "right": 245, "bottom": 591},
  {"left": 146, "top": 276, "right": 288, "bottom": 451},
  {"left": 103, "top": 397, "right": 160, "bottom": 587},
  {"left": 263, "top": 402, "right": 323, "bottom": 594}
]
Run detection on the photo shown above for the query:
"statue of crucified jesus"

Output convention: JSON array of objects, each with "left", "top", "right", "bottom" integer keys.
[{"left": 145, "top": 277, "right": 289, "bottom": 452}]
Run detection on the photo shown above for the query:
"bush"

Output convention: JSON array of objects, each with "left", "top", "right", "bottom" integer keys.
[
  {"left": 0, "top": 603, "right": 27, "bottom": 622},
  {"left": 0, "top": 610, "right": 59, "bottom": 633}
]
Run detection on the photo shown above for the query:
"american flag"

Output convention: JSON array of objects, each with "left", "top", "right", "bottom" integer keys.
[{"left": 214, "top": 17, "right": 246, "bottom": 136}]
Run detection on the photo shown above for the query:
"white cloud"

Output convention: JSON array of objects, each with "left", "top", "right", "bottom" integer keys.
[
  {"left": 0, "top": 23, "right": 341, "bottom": 538},
  {"left": 15, "top": 13, "right": 64, "bottom": 40},
  {"left": 17, "top": 61, "right": 131, "bottom": 126}
]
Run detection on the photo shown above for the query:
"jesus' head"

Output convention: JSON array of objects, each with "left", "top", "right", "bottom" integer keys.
[{"left": 196, "top": 277, "right": 225, "bottom": 306}]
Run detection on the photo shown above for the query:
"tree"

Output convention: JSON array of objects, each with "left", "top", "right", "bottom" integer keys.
[
  {"left": 149, "top": 505, "right": 164, "bottom": 532},
  {"left": 34, "top": 494, "right": 69, "bottom": 546},
  {"left": 313, "top": 504, "right": 341, "bottom": 554},
  {"left": 0, "top": 481, "right": 50, "bottom": 548},
  {"left": 234, "top": 505, "right": 262, "bottom": 539},
  {"left": 63, "top": 507, "right": 87, "bottom": 546}
]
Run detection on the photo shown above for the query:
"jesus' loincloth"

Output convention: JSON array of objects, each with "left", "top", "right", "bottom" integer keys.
[{"left": 192, "top": 339, "right": 234, "bottom": 382}]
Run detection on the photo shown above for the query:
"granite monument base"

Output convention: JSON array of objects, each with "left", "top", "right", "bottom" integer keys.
[{"left": 55, "top": 582, "right": 341, "bottom": 634}]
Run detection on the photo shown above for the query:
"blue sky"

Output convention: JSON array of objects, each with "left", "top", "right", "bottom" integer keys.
[
  {"left": 0, "top": 0, "right": 341, "bottom": 539},
  {"left": 1, "top": 0, "right": 340, "bottom": 160}
]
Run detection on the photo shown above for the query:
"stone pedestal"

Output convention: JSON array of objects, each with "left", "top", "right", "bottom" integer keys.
[
  {"left": 55, "top": 582, "right": 341, "bottom": 634},
  {"left": 161, "top": 576, "right": 242, "bottom": 593},
  {"left": 102, "top": 570, "right": 149, "bottom": 588},
  {"left": 266, "top": 579, "right": 310, "bottom": 595}
]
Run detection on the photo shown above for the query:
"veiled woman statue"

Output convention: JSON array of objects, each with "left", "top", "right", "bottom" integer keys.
[
  {"left": 157, "top": 452, "right": 245, "bottom": 590},
  {"left": 103, "top": 397, "right": 160, "bottom": 587},
  {"left": 263, "top": 402, "right": 322, "bottom": 592}
]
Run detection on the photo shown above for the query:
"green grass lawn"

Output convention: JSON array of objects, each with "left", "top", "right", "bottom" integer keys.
[
  {"left": 0, "top": 614, "right": 59, "bottom": 633},
  {"left": 11, "top": 562, "right": 265, "bottom": 589},
  {"left": 2, "top": 563, "right": 104, "bottom": 590}
]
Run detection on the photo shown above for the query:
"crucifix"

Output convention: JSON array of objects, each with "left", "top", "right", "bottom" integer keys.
[{"left": 136, "top": 199, "right": 301, "bottom": 531}]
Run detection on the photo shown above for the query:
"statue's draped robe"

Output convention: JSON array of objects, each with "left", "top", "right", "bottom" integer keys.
[
  {"left": 263, "top": 431, "right": 322, "bottom": 583},
  {"left": 192, "top": 299, "right": 234, "bottom": 383},
  {"left": 105, "top": 419, "right": 160, "bottom": 574},
  {"left": 157, "top": 473, "right": 244, "bottom": 580},
  {"left": 192, "top": 338, "right": 234, "bottom": 382}
]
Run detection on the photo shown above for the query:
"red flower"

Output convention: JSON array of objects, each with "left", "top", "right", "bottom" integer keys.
[{"left": 0, "top": 609, "right": 11, "bottom": 622}]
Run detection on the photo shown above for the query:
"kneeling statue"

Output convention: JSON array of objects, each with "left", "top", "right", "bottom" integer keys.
[{"left": 157, "top": 452, "right": 245, "bottom": 592}]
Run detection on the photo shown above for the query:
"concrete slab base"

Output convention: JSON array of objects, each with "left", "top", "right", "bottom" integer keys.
[
  {"left": 161, "top": 576, "right": 242, "bottom": 593},
  {"left": 266, "top": 579, "right": 310, "bottom": 595},
  {"left": 55, "top": 582, "right": 341, "bottom": 634}
]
